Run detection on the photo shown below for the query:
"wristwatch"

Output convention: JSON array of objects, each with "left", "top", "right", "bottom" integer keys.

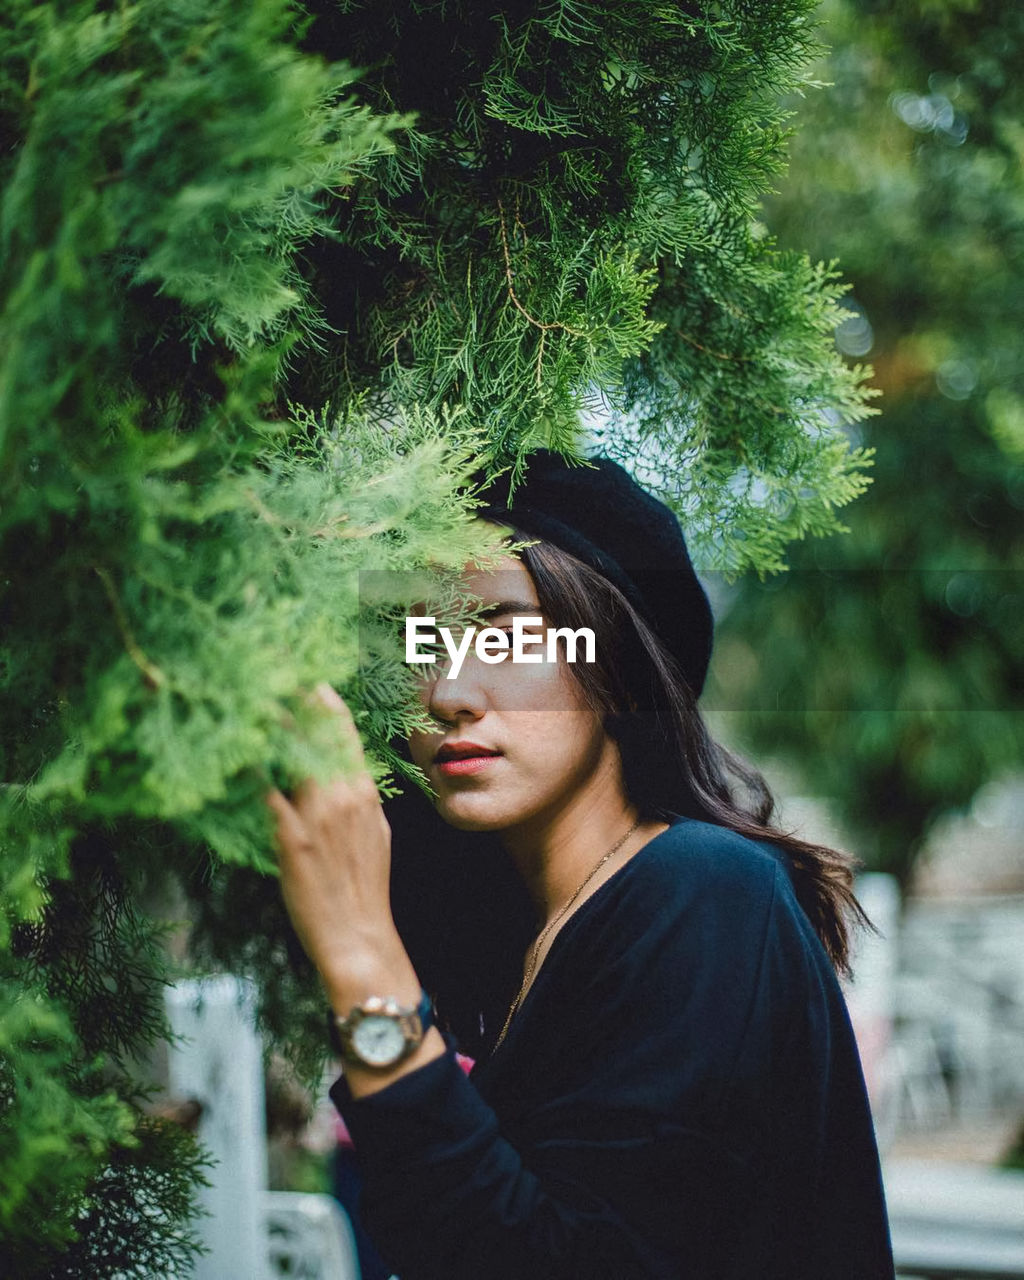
[{"left": 330, "top": 989, "right": 434, "bottom": 1069}]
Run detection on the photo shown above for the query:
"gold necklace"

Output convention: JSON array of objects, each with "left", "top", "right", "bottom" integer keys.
[{"left": 491, "top": 816, "right": 643, "bottom": 1053}]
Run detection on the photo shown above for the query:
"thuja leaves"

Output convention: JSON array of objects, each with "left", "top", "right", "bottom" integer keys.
[{"left": 286, "top": 0, "right": 875, "bottom": 563}]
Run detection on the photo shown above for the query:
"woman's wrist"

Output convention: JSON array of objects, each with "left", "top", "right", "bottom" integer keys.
[
  {"left": 322, "top": 944, "right": 446, "bottom": 1099},
  {"left": 320, "top": 935, "right": 421, "bottom": 1017}
]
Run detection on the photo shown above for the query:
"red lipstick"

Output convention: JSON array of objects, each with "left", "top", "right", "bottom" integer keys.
[{"left": 434, "top": 741, "right": 502, "bottom": 777}]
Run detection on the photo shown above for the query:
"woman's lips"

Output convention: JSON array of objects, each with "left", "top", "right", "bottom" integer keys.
[{"left": 436, "top": 754, "right": 502, "bottom": 777}]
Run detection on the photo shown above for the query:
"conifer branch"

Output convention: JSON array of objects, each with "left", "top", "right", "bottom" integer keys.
[
  {"left": 676, "top": 330, "right": 752, "bottom": 364},
  {"left": 498, "top": 200, "right": 586, "bottom": 337},
  {"left": 94, "top": 568, "right": 166, "bottom": 691}
]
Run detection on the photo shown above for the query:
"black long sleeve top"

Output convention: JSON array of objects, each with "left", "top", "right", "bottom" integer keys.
[{"left": 330, "top": 816, "right": 895, "bottom": 1279}]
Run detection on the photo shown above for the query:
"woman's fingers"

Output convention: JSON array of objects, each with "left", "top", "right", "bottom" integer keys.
[
  {"left": 264, "top": 687, "right": 398, "bottom": 978},
  {"left": 267, "top": 682, "right": 381, "bottom": 844},
  {"left": 265, "top": 786, "right": 309, "bottom": 860},
  {"left": 307, "top": 681, "right": 367, "bottom": 769},
  {"left": 310, "top": 680, "right": 347, "bottom": 714}
]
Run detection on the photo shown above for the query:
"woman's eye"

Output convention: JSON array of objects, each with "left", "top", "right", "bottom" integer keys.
[
  {"left": 484, "top": 627, "right": 516, "bottom": 659},
  {"left": 469, "top": 626, "right": 519, "bottom": 662}
]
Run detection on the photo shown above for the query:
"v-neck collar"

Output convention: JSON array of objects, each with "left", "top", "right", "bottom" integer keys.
[{"left": 483, "top": 814, "right": 689, "bottom": 1061}]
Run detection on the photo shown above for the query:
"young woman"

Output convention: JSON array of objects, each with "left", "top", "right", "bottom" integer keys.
[{"left": 267, "top": 450, "right": 895, "bottom": 1279}]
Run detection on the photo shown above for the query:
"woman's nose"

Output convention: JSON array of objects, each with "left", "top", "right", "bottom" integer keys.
[{"left": 426, "top": 651, "right": 490, "bottom": 724}]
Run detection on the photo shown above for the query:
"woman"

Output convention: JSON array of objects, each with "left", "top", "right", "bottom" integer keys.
[{"left": 267, "top": 450, "right": 895, "bottom": 1279}]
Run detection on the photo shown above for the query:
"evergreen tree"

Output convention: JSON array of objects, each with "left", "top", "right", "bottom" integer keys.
[
  {"left": 709, "top": 0, "right": 1024, "bottom": 884},
  {"left": 2, "top": 1, "right": 877, "bottom": 1269},
  {"left": 291, "top": 0, "right": 876, "bottom": 569}
]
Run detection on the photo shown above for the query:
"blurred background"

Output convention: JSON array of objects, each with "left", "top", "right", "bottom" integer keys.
[
  {"left": 707, "top": 0, "right": 1024, "bottom": 1158},
  {"left": 703, "top": 0, "right": 1024, "bottom": 1274}
]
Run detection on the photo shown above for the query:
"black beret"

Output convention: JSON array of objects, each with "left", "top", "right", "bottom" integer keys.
[{"left": 476, "top": 449, "right": 713, "bottom": 696}]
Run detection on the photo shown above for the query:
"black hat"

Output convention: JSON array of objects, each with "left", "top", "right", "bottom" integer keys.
[{"left": 476, "top": 450, "right": 713, "bottom": 696}]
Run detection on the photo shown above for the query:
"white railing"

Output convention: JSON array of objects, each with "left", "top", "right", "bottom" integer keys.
[
  {"left": 266, "top": 1192, "right": 360, "bottom": 1279},
  {"left": 165, "top": 975, "right": 360, "bottom": 1279},
  {"left": 888, "top": 1159, "right": 1024, "bottom": 1279},
  {"left": 891, "top": 897, "right": 1024, "bottom": 1129}
]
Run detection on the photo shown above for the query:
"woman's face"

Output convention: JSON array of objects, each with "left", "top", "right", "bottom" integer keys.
[{"left": 406, "top": 550, "right": 624, "bottom": 836}]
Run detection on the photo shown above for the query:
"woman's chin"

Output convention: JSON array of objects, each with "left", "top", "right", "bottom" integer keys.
[{"left": 433, "top": 795, "right": 515, "bottom": 833}]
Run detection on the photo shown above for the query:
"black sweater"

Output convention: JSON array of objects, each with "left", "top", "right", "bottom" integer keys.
[{"left": 331, "top": 816, "right": 895, "bottom": 1279}]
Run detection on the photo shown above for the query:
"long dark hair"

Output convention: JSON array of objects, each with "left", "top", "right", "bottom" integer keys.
[{"left": 512, "top": 531, "right": 873, "bottom": 978}]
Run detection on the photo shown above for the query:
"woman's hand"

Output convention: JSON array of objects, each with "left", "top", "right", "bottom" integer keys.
[
  {"left": 266, "top": 682, "right": 445, "bottom": 1094},
  {"left": 265, "top": 682, "right": 412, "bottom": 999}
]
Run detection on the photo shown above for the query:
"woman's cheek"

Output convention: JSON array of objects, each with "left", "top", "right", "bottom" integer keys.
[
  {"left": 405, "top": 729, "right": 436, "bottom": 773},
  {"left": 498, "top": 649, "right": 572, "bottom": 703}
]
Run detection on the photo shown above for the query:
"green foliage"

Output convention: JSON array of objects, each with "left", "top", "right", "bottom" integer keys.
[
  {"left": 1, "top": 0, "right": 457, "bottom": 1265},
  {"left": 1, "top": 866, "right": 210, "bottom": 1275},
  {"left": 0, "top": 398, "right": 503, "bottom": 1256},
  {"left": 288, "top": 0, "right": 875, "bottom": 556},
  {"left": 0, "top": 977, "right": 135, "bottom": 1258},
  {"left": 610, "top": 240, "right": 876, "bottom": 572},
  {"left": 2, "top": 0, "right": 883, "bottom": 1268},
  {"left": 0, "top": 0, "right": 403, "bottom": 531},
  {"left": 709, "top": 0, "right": 1024, "bottom": 881},
  {"left": 10, "top": 1116, "right": 213, "bottom": 1280}
]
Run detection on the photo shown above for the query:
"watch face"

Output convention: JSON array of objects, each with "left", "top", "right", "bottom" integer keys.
[{"left": 351, "top": 1014, "right": 407, "bottom": 1067}]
